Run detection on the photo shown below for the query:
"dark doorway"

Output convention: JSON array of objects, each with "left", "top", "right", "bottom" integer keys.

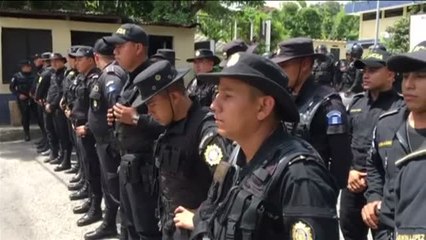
[
  {"left": 71, "top": 31, "right": 111, "bottom": 47},
  {"left": 1, "top": 28, "right": 52, "bottom": 84},
  {"left": 148, "top": 35, "right": 173, "bottom": 57}
]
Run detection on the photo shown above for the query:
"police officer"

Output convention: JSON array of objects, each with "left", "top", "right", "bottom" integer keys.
[
  {"left": 70, "top": 46, "right": 103, "bottom": 227},
  {"left": 104, "top": 23, "right": 164, "bottom": 240},
  {"left": 366, "top": 41, "right": 426, "bottom": 240},
  {"left": 133, "top": 61, "right": 231, "bottom": 240},
  {"left": 340, "top": 49, "right": 404, "bottom": 240},
  {"left": 32, "top": 53, "right": 49, "bottom": 152},
  {"left": 186, "top": 49, "right": 221, "bottom": 107},
  {"left": 271, "top": 37, "right": 352, "bottom": 189},
  {"left": 45, "top": 53, "right": 73, "bottom": 171},
  {"left": 84, "top": 39, "right": 127, "bottom": 240},
  {"left": 35, "top": 52, "right": 59, "bottom": 160},
  {"left": 9, "top": 60, "right": 37, "bottom": 141},
  {"left": 313, "top": 44, "right": 336, "bottom": 87},
  {"left": 342, "top": 43, "right": 364, "bottom": 94},
  {"left": 151, "top": 48, "right": 179, "bottom": 66},
  {"left": 174, "top": 52, "right": 339, "bottom": 240},
  {"left": 61, "top": 46, "right": 83, "bottom": 175}
]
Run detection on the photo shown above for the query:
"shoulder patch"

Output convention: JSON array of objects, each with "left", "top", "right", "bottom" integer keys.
[
  {"left": 326, "top": 110, "right": 343, "bottom": 125},
  {"left": 291, "top": 221, "right": 314, "bottom": 240},
  {"left": 204, "top": 144, "right": 223, "bottom": 166}
]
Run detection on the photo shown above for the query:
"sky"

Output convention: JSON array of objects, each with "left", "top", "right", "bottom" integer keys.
[{"left": 265, "top": 1, "right": 348, "bottom": 9}]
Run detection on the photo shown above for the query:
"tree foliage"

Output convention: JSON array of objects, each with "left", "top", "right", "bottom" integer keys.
[{"left": 383, "top": 17, "right": 410, "bottom": 53}]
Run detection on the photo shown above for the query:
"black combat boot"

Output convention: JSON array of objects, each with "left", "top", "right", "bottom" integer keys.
[
  {"left": 54, "top": 149, "right": 71, "bottom": 171},
  {"left": 49, "top": 152, "right": 63, "bottom": 165},
  {"left": 73, "top": 198, "right": 91, "bottom": 214},
  {"left": 69, "top": 184, "right": 89, "bottom": 201},
  {"left": 84, "top": 207, "right": 118, "bottom": 239},
  {"left": 77, "top": 195, "right": 102, "bottom": 227},
  {"left": 68, "top": 179, "right": 85, "bottom": 191}
]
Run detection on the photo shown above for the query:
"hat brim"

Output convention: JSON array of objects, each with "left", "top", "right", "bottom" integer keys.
[
  {"left": 271, "top": 53, "right": 325, "bottom": 64},
  {"left": 186, "top": 56, "right": 221, "bottom": 65},
  {"left": 197, "top": 72, "right": 299, "bottom": 123},
  {"left": 103, "top": 35, "right": 127, "bottom": 45},
  {"left": 387, "top": 51, "right": 426, "bottom": 72},
  {"left": 132, "top": 68, "right": 191, "bottom": 108},
  {"left": 354, "top": 59, "right": 386, "bottom": 69}
]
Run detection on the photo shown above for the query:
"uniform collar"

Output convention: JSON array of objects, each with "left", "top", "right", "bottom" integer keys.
[
  {"left": 294, "top": 76, "right": 316, "bottom": 104},
  {"left": 129, "top": 60, "right": 150, "bottom": 82},
  {"left": 236, "top": 125, "right": 287, "bottom": 171},
  {"left": 367, "top": 88, "right": 399, "bottom": 103},
  {"left": 166, "top": 101, "right": 200, "bottom": 135}
]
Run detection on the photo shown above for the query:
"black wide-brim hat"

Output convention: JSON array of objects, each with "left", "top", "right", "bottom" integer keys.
[
  {"left": 186, "top": 49, "right": 221, "bottom": 65},
  {"left": 49, "top": 53, "right": 67, "bottom": 63},
  {"left": 197, "top": 52, "right": 299, "bottom": 123},
  {"left": 132, "top": 60, "right": 191, "bottom": 107},
  {"left": 387, "top": 41, "right": 426, "bottom": 72},
  {"left": 271, "top": 37, "right": 325, "bottom": 64}
]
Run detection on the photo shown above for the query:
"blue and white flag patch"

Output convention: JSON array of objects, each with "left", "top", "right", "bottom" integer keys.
[{"left": 326, "top": 110, "right": 342, "bottom": 125}]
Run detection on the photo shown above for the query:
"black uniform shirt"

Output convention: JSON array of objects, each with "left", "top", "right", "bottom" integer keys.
[
  {"left": 35, "top": 66, "right": 54, "bottom": 101},
  {"left": 46, "top": 67, "right": 66, "bottom": 110},
  {"left": 407, "top": 126, "right": 426, "bottom": 151},
  {"left": 9, "top": 72, "right": 35, "bottom": 97},
  {"left": 193, "top": 126, "right": 339, "bottom": 240},
  {"left": 294, "top": 77, "right": 352, "bottom": 188},
  {"left": 365, "top": 106, "right": 408, "bottom": 228},
  {"left": 348, "top": 89, "right": 404, "bottom": 171},
  {"left": 115, "top": 59, "right": 164, "bottom": 153}
]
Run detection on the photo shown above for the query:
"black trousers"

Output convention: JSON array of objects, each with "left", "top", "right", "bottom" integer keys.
[
  {"left": 53, "top": 109, "right": 72, "bottom": 154},
  {"left": 340, "top": 189, "right": 369, "bottom": 240},
  {"left": 95, "top": 140, "right": 120, "bottom": 210},
  {"left": 43, "top": 110, "right": 59, "bottom": 155},
  {"left": 17, "top": 98, "right": 41, "bottom": 135},
  {"left": 119, "top": 153, "right": 161, "bottom": 240},
  {"left": 77, "top": 132, "right": 102, "bottom": 197},
  {"left": 36, "top": 103, "right": 47, "bottom": 140}
]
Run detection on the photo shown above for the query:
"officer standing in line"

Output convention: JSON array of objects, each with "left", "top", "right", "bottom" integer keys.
[
  {"left": 133, "top": 61, "right": 232, "bottom": 240},
  {"left": 186, "top": 49, "right": 221, "bottom": 107},
  {"left": 151, "top": 49, "right": 179, "bottom": 65},
  {"left": 9, "top": 60, "right": 37, "bottom": 141},
  {"left": 313, "top": 44, "right": 336, "bottom": 87},
  {"left": 32, "top": 53, "right": 49, "bottom": 150},
  {"left": 104, "top": 23, "right": 164, "bottom": 240},
  {"left": 45, "top": 53, "right": 73, "bottom": 171},
  {"left": 271, "top": 37, "right": 352, "bottom": 189},
  {"left": 70, "top": 46, "right": 104, "bottom": 227},
  {"left": 61, "top": 46, "right": 82, "bottom": 176},
  {"left": 84, "top": 39, "right": 127, "bottom": 240},
  {"left": 173, "top": 52, "right": 339, "bottom": 240},
  {"left": 35, "top": 52, "right": 59, "bottom": 160},
  {"left": 342, "top": 44, "right": 364, "bottom": 94},
  {"left": 364, "top": 41, "right": 426, "bottom": 240},
  {"left": 339, "top": 49, "right": 404, "bottom": 240}
]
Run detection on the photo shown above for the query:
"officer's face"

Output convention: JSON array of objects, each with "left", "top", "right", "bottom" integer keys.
[
  {"left": 193, "top": 58, "right": 214, "bottom": 74},
  {"left": 146, "top": 92, "right": 174, "bottom": 126},
  {"left": 75, "top": 57, "right": 94, "bottom": 74},
  {"left": 402, "top": 71, "right": 426, "bottom": 113},
  {"left": 278, "top": 58, "right": 303, "bottom": 89},
  {"left": 211, "top": 77, "right": 267, "bottom": 141},
  {"left": 361, "top": 66, "right": 394, "bottom": 91},
  {"left": 67, "top": 57, "right": 76, "bottom": 69},
  {"left": 21, "top": 65, "right": 32, "bottom": 73},
  {"left": 33, "top": 58, "right": 43, "bottom": 67},
  {"left": 51, "top": 59, "right": 65, "bottom": 70},
  {"left": 114, "top": 42, "right": 143, "bottom": 71}
]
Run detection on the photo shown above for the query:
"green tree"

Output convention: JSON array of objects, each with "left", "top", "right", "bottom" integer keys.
[{"left": 383, "top": 17, "right": 410, "bottom": 53}]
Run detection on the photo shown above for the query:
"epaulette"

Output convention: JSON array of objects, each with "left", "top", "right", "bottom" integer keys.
[
  {"left": 347, "top": 92, "right": 365, "bottom": 111},
  {"left": 395, "top": 149, "right": 426, "bottom": 167},
  {"left": 105, "top": 65, "right": 116, "bottom": 74},
  {"left": 88, "top": 73, "right": 99, "bottom": 79}
]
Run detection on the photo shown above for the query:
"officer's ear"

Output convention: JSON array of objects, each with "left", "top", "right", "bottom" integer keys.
[{"left": 257, "top": 95, "right": 275, "bottom": 121}]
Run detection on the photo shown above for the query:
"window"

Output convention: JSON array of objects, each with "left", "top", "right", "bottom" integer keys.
[
  {"left": 1, "top": 28, "right": 52, "bottom": 84},
  {"left": 384, "top": 8, "right": 403, "bottom": 18},
  {"left": 363, "top": 12, "right": 382, "bottom": 21},
  {"left": 148, "top": 35, "right": 173, "bottom": 57},
  {"left": 71, "top": 31, "right": 111, "bottom": 47}
]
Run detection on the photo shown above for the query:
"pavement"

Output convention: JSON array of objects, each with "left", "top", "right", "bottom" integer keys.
[
  {"left": 0, "top": 139, "right": 119, "bottom": 240},
  {"left": 0, "top": 125, "right": 41, "bottom": 142}
]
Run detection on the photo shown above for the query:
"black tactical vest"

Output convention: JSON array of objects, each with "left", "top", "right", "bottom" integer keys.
[
  {"left": 192, "top": 137, "right": 324, "bottom": 240},
  {"left": 72, "top": 69, "right": 100, "bottom": 125},
  {"left": 155, "top": 105, "right": 214, "bottom": 215}
]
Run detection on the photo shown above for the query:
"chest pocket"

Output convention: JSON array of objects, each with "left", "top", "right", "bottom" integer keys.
[
  {"left": 158, "top": 144, "right": 192, "bottom": 175},
  {"left": 89, "top": 84, "right": 101, "bottom": 111},
  {"left": 76, "top": 84, "right": 87, "bottom": 99}
]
